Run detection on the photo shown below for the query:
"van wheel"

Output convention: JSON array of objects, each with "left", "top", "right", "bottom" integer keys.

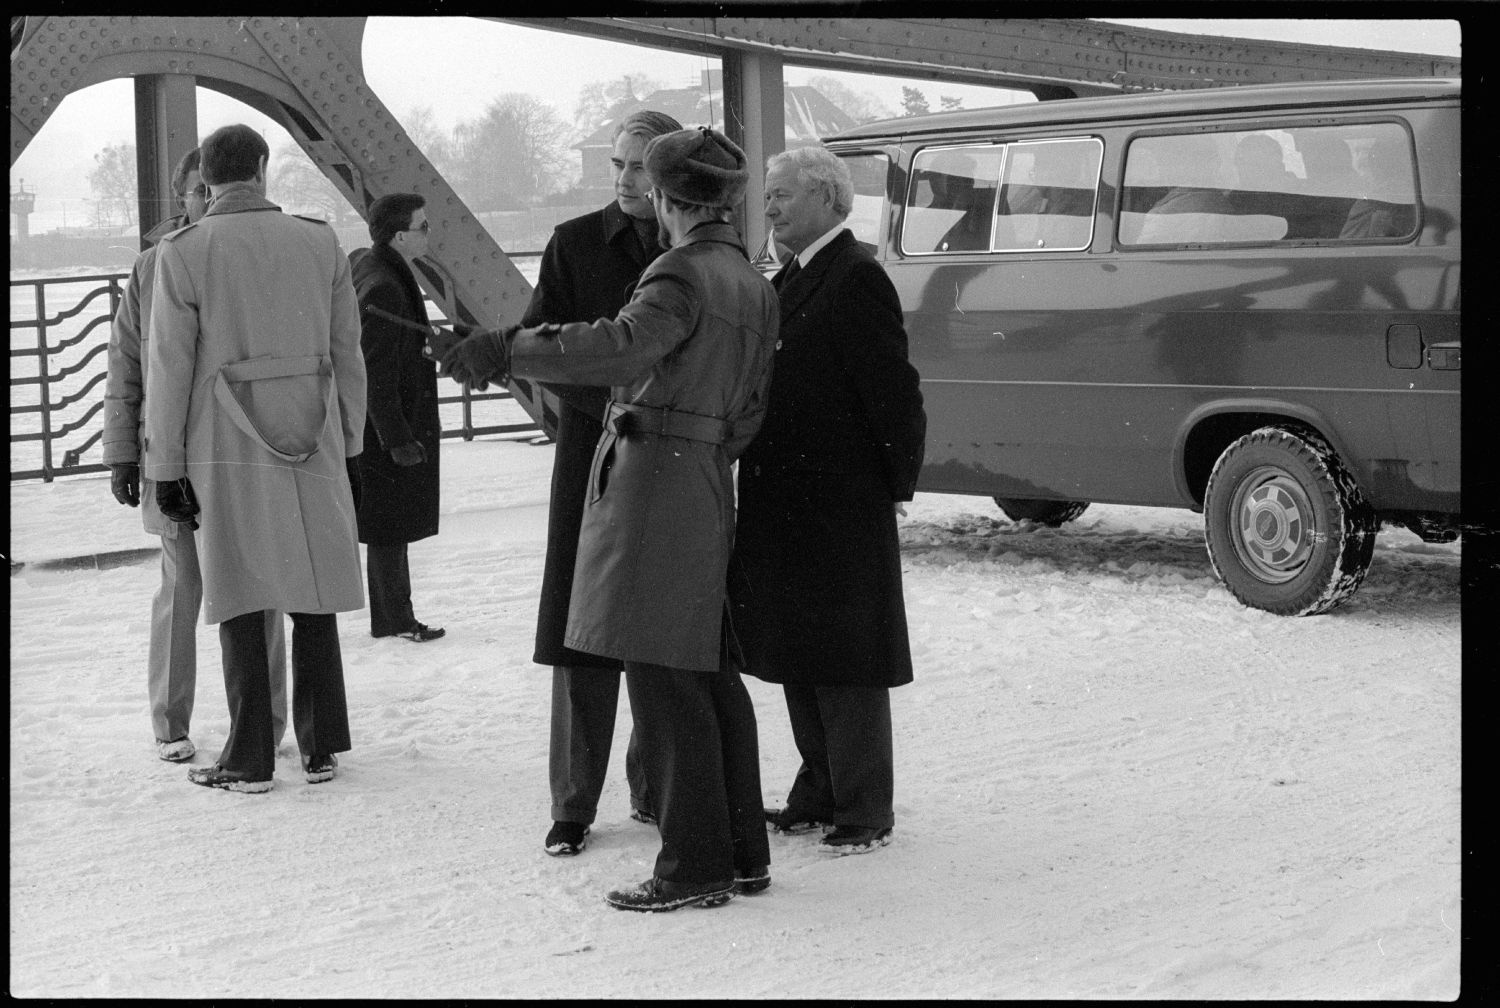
[
  {"left": 993, "top": 498, "right": 1090, "bottom": 527},
  {"left": 1203, "top": 426, "right": 1378, "bottom": 616}
]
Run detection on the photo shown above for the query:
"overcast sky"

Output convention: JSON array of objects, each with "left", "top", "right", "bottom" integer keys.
[{"left": 10, "top": 17, "right": 1462, "bottom": 228}]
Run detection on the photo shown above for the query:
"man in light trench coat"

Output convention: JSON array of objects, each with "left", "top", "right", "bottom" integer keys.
[
  {"left": 104, "top": 146, "right": 288, "bottom": 764},
  {"left": 145, "top": 123, "right": 367, "bottom": 794},
  {"left": 444, "top": 127, "right": 778, "bottom": 912}
]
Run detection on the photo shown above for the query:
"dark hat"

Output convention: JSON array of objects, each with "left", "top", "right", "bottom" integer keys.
[{"left": 644, "top": 127, "right": 747, "bottom": 208}]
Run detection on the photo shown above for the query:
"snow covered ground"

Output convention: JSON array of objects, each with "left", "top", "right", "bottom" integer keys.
[{"left": 8, "top": 439, "right": 1461, "bottom": 998}]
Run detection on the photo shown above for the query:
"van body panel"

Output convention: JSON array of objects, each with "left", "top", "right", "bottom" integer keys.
[{"left": 833, "top": 79, "right": 1461, "bottom": 524}]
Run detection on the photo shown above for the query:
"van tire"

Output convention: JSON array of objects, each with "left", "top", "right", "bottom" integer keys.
[
  {"left": 1203, "top": 426, "right": 1378, "bottom": 616},
  {"left": 993, "top": 498, "right": 1091, "bottom": 527}
]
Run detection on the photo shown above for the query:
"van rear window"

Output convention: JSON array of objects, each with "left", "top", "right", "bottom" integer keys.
[{"left": 1119, "top": 123, "right": 1417, "bottom": 246}]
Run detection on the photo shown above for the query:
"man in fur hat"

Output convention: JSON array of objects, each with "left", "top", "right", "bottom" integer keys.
[{"left": 443, "top": 126, "right": 778, "bottom": 912}]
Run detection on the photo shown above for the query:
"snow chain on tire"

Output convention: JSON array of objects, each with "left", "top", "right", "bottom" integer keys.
[{"left": 1203, "top": 425, "right": 1379, "bottom": 616}]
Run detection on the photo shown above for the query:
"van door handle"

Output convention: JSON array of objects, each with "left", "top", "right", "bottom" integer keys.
[{"left": 1426, "top": 342, "right": 1461, "bottom": 370}]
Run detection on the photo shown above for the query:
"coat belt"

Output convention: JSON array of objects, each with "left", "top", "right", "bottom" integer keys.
[{"left": 605, "top": 401, "right": 730, "bottom": 445}]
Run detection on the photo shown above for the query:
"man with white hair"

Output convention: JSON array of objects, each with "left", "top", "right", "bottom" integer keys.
[{"left": 730, "top": 144, "right": 927, "bottom": 857}]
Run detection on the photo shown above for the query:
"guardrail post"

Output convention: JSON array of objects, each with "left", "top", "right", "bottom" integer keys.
[{"left": 34, "top": 281, "right": 55, "bottom": 482}]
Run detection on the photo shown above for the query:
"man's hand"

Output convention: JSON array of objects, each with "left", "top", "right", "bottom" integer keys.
[
  {"left": 389, "top": 441, "right": 426, "bottom": 467},
  {"left": 109, "top": 463, "right": 141, "bottom": 507},
  {"left": 441, "top": 325, "right": 517, "bottom": 391},
  {"left": 156, "top": 477, "right": 200, "bottom": 530},
  {"left": 424, "top": 322, "right": 471, "bottom": 362}
]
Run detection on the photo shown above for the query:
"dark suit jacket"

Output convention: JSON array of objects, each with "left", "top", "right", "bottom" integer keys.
[
  {"left": 742, "top": 228, "right": 925, "bottom": 500},
  {"left": 522, "top": 200, "right": 661, "bottom": 667},
  {"left": 730, "top": 228, "right": 926, "bottom": 688}
]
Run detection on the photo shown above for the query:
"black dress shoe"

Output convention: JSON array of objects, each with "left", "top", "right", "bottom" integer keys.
[
  {"left": 303, "top": 753, "right": 338, "bottom": 783},
  {"left": 544, "top": 821, "right": 590, "bottom": 856},
  {"left": 187, "top": 764, "right": 272, "bottom": 793},
  {"left": 734, "top": 865, "right": 771, "bottom": 895},
  {"left": 764, "top": 807, "right": 832, "bottom": 835},
  {"left": 605, "top": 877, "right": 734, "bottom": 912},
  {"left": 396, "top": 622, "right": 445, "bottom": 642},
  {"left": 816, "top": 825, "right": 892, "bottom": 856}
]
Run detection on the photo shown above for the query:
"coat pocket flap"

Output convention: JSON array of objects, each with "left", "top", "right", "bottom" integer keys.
[{"left": 215, "top": 356, "right": 332, "bottom": 463}]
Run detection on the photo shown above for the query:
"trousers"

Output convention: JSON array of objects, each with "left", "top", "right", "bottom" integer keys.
[
  {"left": 781, "top": 683, "right": 895, "bottom": 830},
  {"left": 216, "top": 609, "right": 351, "bottom": 780},
  {"left": 549, "top": 665, "right": 651, "bottom": 824},
  {"left": 149, "top": 526, "right": 286, "bottom": 746},
  {"left": 367, "top": 541, "right": 415, "bottom": 636},
  {"left": 624, "top": 661, "right": 770, "bottom": 885}
]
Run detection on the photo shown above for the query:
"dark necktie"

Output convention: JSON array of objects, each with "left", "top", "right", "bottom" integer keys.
[
  {"left": 777, "top": 256, "right": 802, "bottom": 289},
  {"left": 633, "top": 217, "right": 660, "bottom": 259}
]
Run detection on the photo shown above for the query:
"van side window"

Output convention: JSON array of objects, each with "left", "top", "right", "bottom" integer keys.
[
  {"left": 1120, "top": 124, "right": 1417, "bottom": 246},
  {"left": 993, "top": 138, "right": 1103, "bottom": 251},
  {"left": 902, "top": 145, "right": 1003, "bottom": 254}
]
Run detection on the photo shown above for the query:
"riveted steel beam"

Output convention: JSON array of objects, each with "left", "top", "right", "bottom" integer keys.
[
  {"left": 133, "top": 74, "right": 197, "bottom": 242},
  {"left": 10, "top": 15, "right": 554, "bottom": 430},
  {"left": 522, "top": 16, "right": 1458, "bottom": 96}
]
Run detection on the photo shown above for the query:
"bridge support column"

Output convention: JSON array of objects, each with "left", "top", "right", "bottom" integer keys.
[
  {"left": 134, "top": 74, "right": 198, "bottom": 247},
  {"left": 722, "top": 49, "right": 784, "bottom": 257}
]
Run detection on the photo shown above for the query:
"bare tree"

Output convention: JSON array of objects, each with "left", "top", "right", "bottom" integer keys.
[
  {"left": 450, "top": 93, "right": 572, "bottom": 210},
  {"left": 87, "top": 142, "right": 136, "bottom": 227},
  {"left": 402, "top": 104, "right": 452, "bottom": 171},
  {"left": 573, "top": 73, "right": 663, "bottom": 133},
  {"left": 807, "top": 75, "right": 895, "bottom": 124},
  {"left": 267, "top": 143, "right": 357, "bottom": 226}
]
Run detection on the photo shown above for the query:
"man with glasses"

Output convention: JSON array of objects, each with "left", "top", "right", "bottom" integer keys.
[
  {"left": 103, "top": 146, "right": 288, "bottom": 765},
  {"left": 350, "top": 194, "right": 445, "bottom": 643},
  {"left": 518, "top": 110, "right": 681, "bottom": 859}
]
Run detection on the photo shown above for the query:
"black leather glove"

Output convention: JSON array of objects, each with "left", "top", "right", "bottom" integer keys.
[
  {"left": 155, "top": 476, "right": 200, "bottom": 531},
  {"left": 347, "top": 455, "right": 363, "bottom": 511},
  {"left": 442, "top": 325, "right": 517, "bottom": 391},
  {"left": 424, "top": 322, "right": 470, "bottom": 362},
  {"left": 389, "top": 441, "right": 426, "bottom": 467},
  {"left": 110, "top": 463, "right": 140, "bottom": 507}
]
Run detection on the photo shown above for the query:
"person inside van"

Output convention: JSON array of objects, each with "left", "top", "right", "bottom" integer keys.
[
  {"left": 1340, "top": 139, "right": 1416, "bottom": 238},
  {"left": 1291, "top": 132, "right": 1362, "bottom": 238},
  {"left": 924, "top": 150, "right": 992, "bottom": 253},
  {"left": 1133, "top": 135, "right": 1234, "bottom": 244},
  {"left": 1233, "top": 133, "right": 1298, "bottom": 196}
]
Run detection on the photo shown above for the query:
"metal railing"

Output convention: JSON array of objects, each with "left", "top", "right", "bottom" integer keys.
[{"left": 9, "top": 271, "right": 543, "bottom": 483}]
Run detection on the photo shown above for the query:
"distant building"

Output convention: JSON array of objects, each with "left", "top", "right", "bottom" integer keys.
[{"left": 575, "top": 69, "right": 858, "bottom": 191}]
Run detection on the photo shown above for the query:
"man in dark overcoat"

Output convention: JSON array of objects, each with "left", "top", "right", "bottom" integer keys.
[
  {"left": 521, "top": 110, "right": 682, "bottom": 858},
  {"left": 352, "top": 193, "right": 444, "bottom": 642},
  {"left": 730, "top": 144, "right": 927, "bottom": 855},
  {"left": 444, "top": 126, "right": 779, "bottom": 912}
]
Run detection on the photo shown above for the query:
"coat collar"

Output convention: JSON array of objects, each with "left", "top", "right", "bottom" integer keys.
[
  {"left": 144, "top": 213, "right": 188, "bottom": 243},
  {"left": 359, "top": 242, "right": 429, "bottom": 325},
  {"left": 602, "top": 200, "right": 654, "bottom": 268},
  {"left": 675, "top": 220, "right": 745, "bottom": 255},
  {"left": 203, "top": 182, "right": 282, "bottom": 218},
  {"left": 777, "top": 228, "right": 854, "bottom": 319}
]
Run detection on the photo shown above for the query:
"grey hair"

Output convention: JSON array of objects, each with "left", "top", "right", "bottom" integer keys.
[
  {"left": 766, "top": 144, "right": 853, "bottom": 219},
  {"left": 614, "top": 109, "right": 683, "bottom": 142}
]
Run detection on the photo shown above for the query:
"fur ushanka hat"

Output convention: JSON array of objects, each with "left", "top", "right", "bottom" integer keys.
[{"left": 643, "top": 126, "right": 748, "bottom": 208}]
